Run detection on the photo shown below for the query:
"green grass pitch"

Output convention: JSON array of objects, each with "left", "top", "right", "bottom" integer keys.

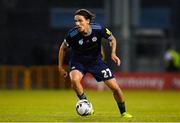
[{"left": 0, "top": 89, "right": 180, "bottom": 122}]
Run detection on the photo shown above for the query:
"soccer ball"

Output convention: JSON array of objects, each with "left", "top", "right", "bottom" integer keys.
[{"left": 75, "top": 99, "right": 93, "bottom": 116}]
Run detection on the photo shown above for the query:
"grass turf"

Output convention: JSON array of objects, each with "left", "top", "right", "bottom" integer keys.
[{"left": 0, "top": 90, "right": 180, "bottom": 122}]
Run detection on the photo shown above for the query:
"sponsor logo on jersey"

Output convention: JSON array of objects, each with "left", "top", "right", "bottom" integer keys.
[
  {"left": 92, "top": 36, "right": 97, "bottom": 42},
  {"left": 79, "top": 39, "right": 83, "bottom": 45}
]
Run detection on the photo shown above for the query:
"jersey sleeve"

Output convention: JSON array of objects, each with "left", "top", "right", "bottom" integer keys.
[
  {"left": 63, "top": 27, "right": 79, "bottom": 47},
  {"left": 63, "top": 38, "right": 69, "bottom": 47},
  {"left": 101, "top": 27, "right": 113, "bottom": 41},
  {"left": 63, "top": 34, "right": 71, "bottom": 47}
]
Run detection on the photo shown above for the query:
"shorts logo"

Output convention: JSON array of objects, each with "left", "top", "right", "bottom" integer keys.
[
  {"left": 78, "top": 39, "right": 83, "bottom": 45},
  {"left": 92, "top": 37, "right": 97, "bottom": 42}
]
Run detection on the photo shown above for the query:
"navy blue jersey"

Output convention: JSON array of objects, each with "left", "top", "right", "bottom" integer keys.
[{"left": 64, "top": 23, "right": 113, "bottom": 63}]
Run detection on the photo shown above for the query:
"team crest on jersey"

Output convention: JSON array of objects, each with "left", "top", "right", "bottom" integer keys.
[
  {"left": 78, "top": 39, "right": 83, "bottom": 45},
  {"left": 92, "top": 36, "right": 97, "bottom": 42}
]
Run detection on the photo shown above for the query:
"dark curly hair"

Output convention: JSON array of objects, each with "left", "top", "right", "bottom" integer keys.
[{"left": 74, "top": 9, "right": 96, "bottom": 22}]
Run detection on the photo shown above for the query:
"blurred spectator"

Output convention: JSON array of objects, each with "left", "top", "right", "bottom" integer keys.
[{"left": 164, "top": 45, "right": 180, "bottom": 72}]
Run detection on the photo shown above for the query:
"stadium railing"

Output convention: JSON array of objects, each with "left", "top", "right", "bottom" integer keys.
[{"left": 0, "top": 65, "right": 71, "bottom": 89}]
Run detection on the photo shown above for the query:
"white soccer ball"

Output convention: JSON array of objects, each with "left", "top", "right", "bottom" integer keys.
[{"left": 75, "top": 99, "right": 93, "bottom": 116}]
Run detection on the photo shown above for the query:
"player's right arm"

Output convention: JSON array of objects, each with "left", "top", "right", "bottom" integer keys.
[{"left": 58, "top": 42, "right": 68, "bottom": 77}]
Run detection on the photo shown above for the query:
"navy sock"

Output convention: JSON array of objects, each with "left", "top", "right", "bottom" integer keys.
[
  {"left": 77, "top": 93, "right": 87, "bottom": 100},
  {"left": 117, "top": 102, "right": 126, "bottom": 114}
]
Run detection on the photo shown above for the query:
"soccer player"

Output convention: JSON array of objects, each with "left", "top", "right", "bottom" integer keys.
[{"left": 58, "top": 9, "right": 132, "bottom": 118}]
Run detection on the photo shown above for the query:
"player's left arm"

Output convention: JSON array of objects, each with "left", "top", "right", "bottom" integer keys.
[
  {"left": 101, "top": 27, "right": 121, "bottom": 66},
  {"left": 109, "top": 34, "right": 121, "bottom": 66}
]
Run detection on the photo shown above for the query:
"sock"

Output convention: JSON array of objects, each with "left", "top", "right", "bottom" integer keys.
[
  {"left": 77, "top": 93, "right": 87, "bottom": 100},
  {"left": 117, "top": 102, "right": 126, "bottom": 114}
]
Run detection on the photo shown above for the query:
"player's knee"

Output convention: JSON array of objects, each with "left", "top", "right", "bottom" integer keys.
[
  {"left": 70, "top": 76, "right": 81, "bottom": 83},
  {"left": 107, "top": 82, "right": 120, "bottom": 91}
]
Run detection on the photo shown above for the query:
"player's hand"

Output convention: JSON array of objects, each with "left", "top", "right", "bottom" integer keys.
[
  {"left": 111, "top": 53, "right": 121, "bottom": 66},
  {"left": 59, "top": 67, "right": 68, "bottom": 77}
]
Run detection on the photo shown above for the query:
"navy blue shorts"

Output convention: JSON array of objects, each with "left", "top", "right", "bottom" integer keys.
[{"left": 70, "top": 60, "right": 114, "bottom": 82}]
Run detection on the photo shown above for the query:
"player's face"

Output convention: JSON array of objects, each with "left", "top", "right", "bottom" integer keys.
[{"left": 74, "top": 15, "right": 90, "bottom": 33}]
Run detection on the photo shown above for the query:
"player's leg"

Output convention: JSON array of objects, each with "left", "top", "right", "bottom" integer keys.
[
  {"left": 69, "top": 70, "right": 86, "bottom": 100},
  {"left": 88, "top": 59, "right": 129, "bottom": 116},
  {"left": 70, "top": 69, "right": 94, "bottom": 115},
  {"left": 104, "top": 79, "right": 132, "bottom": 118},
  {"left": 104, "top": 79, "right": 125, "bottom": 112},
  {"left": 104, "top": 78, "right": 124, "bottom": 101},
  {"left": 88, "top": 60, "right": 126, "bottom": 114}
]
